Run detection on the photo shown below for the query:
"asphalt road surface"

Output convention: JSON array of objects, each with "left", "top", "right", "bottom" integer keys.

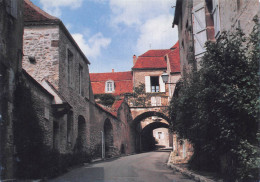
[{"left": 49, "top": 151, "right": 195, "bottom": 182}]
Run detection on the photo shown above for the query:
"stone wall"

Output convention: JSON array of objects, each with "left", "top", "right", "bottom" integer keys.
[
  {"left": 22, "top": 70, "right": 54, "bottom": 148},
  {"left": 89, "top": 99, "right": 136, "bottom": 158},
  {"left": 0, "top": 0, "right": 24, "bottom": 179},
  {"left": 23, "top": 25, "right": 60, "bottom": 90},
  {"left": 219, "top": 0, "right": 259, "bottom": 37}
]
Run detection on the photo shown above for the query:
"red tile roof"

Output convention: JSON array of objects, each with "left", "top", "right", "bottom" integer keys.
[
  {"left": 168, "top": 42, "right": 180, "bottom": 73},
  {"left": 139, "top": 49, "right": 171, "bottom": 57},
  {"left": 132, "top": 41, "right": 180, "bottom": 71},
  {"left": 132, "top": 57, "right": 167, "bottom": 69},
  {"left": 24, "top": 0, "right": 59, "bottom": 22},
  {"left": 90, "top": 71, "right": 133, "bottom": 95}
]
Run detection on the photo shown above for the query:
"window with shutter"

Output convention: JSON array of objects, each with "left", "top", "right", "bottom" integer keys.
[
  {"left": 145, "top": 76, "right": 151, "bottom": 93},
  {"left": 212, "top": 0, "right": 220, "bottom": 38},
  {"left": 192, "top": 3, "right": 207, "bottom": 56}
]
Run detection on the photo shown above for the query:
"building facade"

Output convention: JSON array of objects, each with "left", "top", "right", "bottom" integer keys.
[
  {"left": 173, "top": 0, "right": 260, "bottom": 75},
  {"left": 90, "top": 42, "right": 185, "bottom": 152},
  {"left": 0, "top": 0, "right": 24, "bottom": 179}
]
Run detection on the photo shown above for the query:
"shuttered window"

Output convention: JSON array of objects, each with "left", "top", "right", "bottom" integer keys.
[
  {"left": 192, "top": 3, "right": 207, "bottom": 56},
  {"left": 145, "top": 76, "right": 151, "bottom": 93},
  {"left": 212, "top": 0, "right": 221, "bottom": 38}
]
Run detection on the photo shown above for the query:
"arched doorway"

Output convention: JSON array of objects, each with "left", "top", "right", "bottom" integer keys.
[
  {"left": 75, "top": 115, "right": 86, "bottom": 151},
  {"left": 104, "top": 118, "right": 113, "bottom": 157},
  {"left": 132, "top": 111, "right": 172, "bottom": 152}
]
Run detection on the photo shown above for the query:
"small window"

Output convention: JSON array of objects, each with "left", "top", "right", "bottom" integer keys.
[
  {"left": 158, "top": 132, "right": 164, "bottom": 139},
  {"left": 67, "top": 49, "right": 73, "bottom": 86},
  {"left": 105, "top": 80, "right": 114, "bottom": 93},
  {"left": 6, "top": 0, "right": 17, "bottom": 18},
  {"left": 150, "top": 76, "right": 159, "bottom": 92},
  {"left": 44, "top": 107, "right": 49, "bottom": 120},
  {"left": 79, "top": 64, "right": 83, "bottom": 96}
]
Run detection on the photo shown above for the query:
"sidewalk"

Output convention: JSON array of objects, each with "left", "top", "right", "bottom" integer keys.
[{"left": 167, "top": 152, "right": 223, "bottom": 182}]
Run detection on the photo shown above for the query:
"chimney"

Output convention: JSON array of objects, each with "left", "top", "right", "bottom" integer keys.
[
  {"left": 133, "top": 55, "right": 137, "bottom": 66},
  {"left": 112, "top": 69, "right": 114, "bottom": 73}
]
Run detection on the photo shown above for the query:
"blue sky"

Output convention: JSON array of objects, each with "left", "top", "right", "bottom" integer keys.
[{"left": 31, "top": 0, "right": 178, "bottom": 73}]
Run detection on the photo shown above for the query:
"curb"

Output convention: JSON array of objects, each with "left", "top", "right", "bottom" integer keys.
[{"left": 166, "top": 152, "right": 218, "bottom": 182}]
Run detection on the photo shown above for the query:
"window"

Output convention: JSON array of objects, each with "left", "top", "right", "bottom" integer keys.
[
  {"left": 67, "top": 111, "right": 73, "bottom": 144},
  {"left": 6, "top": 0, "right": 17, "bottom": 18},
  {"left": 151, "top": 76, "right": 159, "bottom": 92},
  {"left": 105, "top": 80, "right": 114, "bottom": 93},
  {"left": 44, "top": 107, "right": 49, "bottom": 120},
  {"left": 67, "top": 50, "right": 73, "bottom": 86},
  {"left": 79, "top": 64, "right": 83, "bottom": 96},
  {"left": 212, "top": 0, "right": 220, "bottom": 38},
  {"left": 158, "top": 132, "right": 164, "bottom": 139},
  {"left": 151, "top": 96, "right": 161, "bottom": 106},
  {"left": 145, "top": 76, "right": 165, "bottom": 93}
]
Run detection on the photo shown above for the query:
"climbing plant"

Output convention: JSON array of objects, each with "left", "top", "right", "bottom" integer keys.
[
  {"left": 169, "top": 17, "right": 259, "bottom": 181},
  {"left": 94, "top": 94, "right": 116, "bottom": 106}
]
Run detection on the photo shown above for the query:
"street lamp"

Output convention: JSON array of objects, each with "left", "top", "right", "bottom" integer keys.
[{"left": 161, "top": 72, "right": 177, "bottom": 84}]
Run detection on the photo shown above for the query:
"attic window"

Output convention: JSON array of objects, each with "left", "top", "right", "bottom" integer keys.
[
  {"left": 28, "top": 56, "right": 36, "bottom": 64},
  {"left": 105, "top": 80, "right": 114, "bottom": 93}
]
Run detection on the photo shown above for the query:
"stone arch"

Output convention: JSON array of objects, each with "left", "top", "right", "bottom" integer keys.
[
  {"left": 104, "top": 118, "right": 113, "bottom": 157},
  {"left": 132, "top": 111, "right": 171, "bottom": 152},
  {"left": 75, "top": 115, "right": 86, "bottom": 151},
  {"left": 132, "top": 111, "right": 170, "bottom": 125}
]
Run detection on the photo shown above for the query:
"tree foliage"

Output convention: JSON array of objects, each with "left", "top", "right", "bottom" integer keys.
[{"left": 169, "top": 17, "right": 259, "bottom": 181}]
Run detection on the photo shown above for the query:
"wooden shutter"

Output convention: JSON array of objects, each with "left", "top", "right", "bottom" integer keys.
[
  {"left": 151, "top": 96, "right": 156, "bottom": 106},
  {"left": 159, "top": 76, "right": 165, "bottom": 92},
  {"left": 145, "top": 76, "right": 151, "bottom": 93},
  {"left": 192, "top": 3, "right": 207, "bottom": 56},
  {"left": 212, "top": 0, "right": 220, "bottom": 37}
]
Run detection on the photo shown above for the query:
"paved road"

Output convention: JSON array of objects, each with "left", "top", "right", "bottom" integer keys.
[{"left": 49, "top": 151, "right": 195, "bottom": 182}]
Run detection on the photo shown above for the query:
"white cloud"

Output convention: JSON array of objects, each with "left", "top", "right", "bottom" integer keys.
[
  {"left": 72, "top": 33, "right": 111, "bottom": 59},
  {"left": 39, "top": 0, "right": 83, "bottom": 17},
  {"left": 110, "top": 0, "right": 175, "bottom": 27},
  {"left": 136, "top": 14, "right": 178, "bottom": 55}
]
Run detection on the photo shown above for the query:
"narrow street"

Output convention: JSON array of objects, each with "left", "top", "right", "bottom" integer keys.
[{"left": 50, "top": 152, "right": 195, "bottom": 182}]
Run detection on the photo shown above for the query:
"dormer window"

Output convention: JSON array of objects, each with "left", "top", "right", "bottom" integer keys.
[{"left": 105, "top": 80, "right": 114, "bottom": 93}]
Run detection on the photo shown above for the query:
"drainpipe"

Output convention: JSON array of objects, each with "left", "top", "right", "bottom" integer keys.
[{"left": 101, "top": 131, "right": 105, "bottom": 159}]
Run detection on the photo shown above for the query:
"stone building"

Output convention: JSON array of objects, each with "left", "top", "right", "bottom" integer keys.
[
  {"left": 0, "top": 0, "right": 24, "bottom": 179},
  {"left": 23, "top": 0, "right": 93, "bottom": 154},
  {"left": 173, "top": 0, "right": 260, "bottom": 75},
  {"left": 22, "top": 0, "right": 135, "bottom": 165}
]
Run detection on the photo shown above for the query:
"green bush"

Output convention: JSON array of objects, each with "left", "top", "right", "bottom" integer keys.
[
  {"left": 169, "top": 17, "right": 259, "bottom": 181},
  {"left": 95, "top": 94, "right": 115, "bottom": 106}
]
